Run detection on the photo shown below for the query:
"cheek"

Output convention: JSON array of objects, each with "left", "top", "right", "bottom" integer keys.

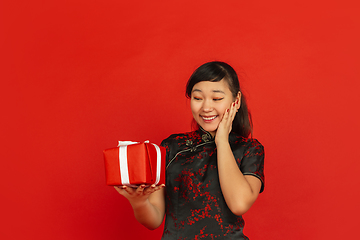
[
  {"left": 219, "top": 102, "right": 232, "bottom": 113},
  {"left": 190, "top": 101, "right": 199, "bottom": 113},
  {"left": 216, "top": 104, "right": 231, "bottom": 116}
]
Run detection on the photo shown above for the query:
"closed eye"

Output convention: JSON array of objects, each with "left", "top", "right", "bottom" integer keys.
[
  {"left": 193, "top": 97, "right": 202, "bottom": 100},
  {"left": 213, "top": 98, "right": 224, "bottom": 101}
]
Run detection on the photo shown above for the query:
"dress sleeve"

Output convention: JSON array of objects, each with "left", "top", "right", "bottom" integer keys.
[{"left": 236, "top": 139, "right": 265, "bottom": 193}]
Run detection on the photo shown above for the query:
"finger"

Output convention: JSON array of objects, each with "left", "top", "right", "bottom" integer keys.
[
  {"left": 114, "top": 185, "right": 125, "bottom": 190},
  {"left": 114, "top": 186, "right": 122, "bottom": 194},
  {"left": 114, "top": 185, "right": 128, "bottom": 195},
  {"left": 229, "top": 102, "right": 237, "bottom": 120},
  {"left": 219, "top": 108, "right": 232, "bottom": 131},
  {"left": 235, "top": 100, "right": 240, "bottom": 114},
  {"left": 222, "top": 108, "right": 230, "bottom": 121},
  {"left": 155, "top": 184, "right": 166, "bottom": 192},
  {"left": 220, "top": 102, "right": 235, "bottom": 132},
  {"left": 135, "top": 184, "right": 146, "bottom": 194},
  {"left": 224, "top": 104, "right": 235, "bottom": 121},
  {"left": 235, "top": 98, "right": 241, "bottom": 110},
  {"left": 126, "top": 185, "right": 142, "bottom": 195},
  {"left": 144, "top": 184, "right": 165, "bottom": 195},
  {"left": 143, "top": 184, "right": 157, "bottom": 195}
]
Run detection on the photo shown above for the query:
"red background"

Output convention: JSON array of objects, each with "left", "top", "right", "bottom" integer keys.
[{"left": 1, "top": 0, "right": 359, "bottom": 239}]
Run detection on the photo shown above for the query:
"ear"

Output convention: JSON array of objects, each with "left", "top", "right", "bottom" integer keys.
[{"left": 235, "top": 91, "right": 241, "bottom": 110}]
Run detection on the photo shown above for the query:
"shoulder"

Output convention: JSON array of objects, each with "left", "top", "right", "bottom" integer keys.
[
  {"left": 229, "top": 132, "right": 264, "bottom": 149},
  {"left": 244, "top": 138, "right": 264, "bottom": 155},
  {"left": 229, "top": 132, "right": 264, "bottom": 156}
]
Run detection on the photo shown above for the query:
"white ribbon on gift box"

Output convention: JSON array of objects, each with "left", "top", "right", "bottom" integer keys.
[{"left": 117, "top": 141, "right": 161, "bottom": 186}]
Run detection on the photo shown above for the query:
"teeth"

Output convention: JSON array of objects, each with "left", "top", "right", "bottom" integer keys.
[{"left": 202, "top": 116, "right": 217, "bottom": 121}]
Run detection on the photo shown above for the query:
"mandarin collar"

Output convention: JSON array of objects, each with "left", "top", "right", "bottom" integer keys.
[
  {"left": 197, "top": 127, "right": 242, "bottom": 144},
  {"left": 185, "top": 127, "right": 214, "bottom": 149},
  {"left": 198, "top": 127, "right": 214, "bottom": 143}
]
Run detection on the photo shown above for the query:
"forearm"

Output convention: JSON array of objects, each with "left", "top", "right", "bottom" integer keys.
[
  {"left": 115, "top": 186, "right": 165, "bottom": 230},
  {"left": 216, "top": 141, "right": 259, "bottom": 215},
  {"left": 130, "top": 198, "right": 164, "bottom": 229}
]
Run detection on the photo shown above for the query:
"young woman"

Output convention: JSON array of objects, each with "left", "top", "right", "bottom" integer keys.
[{"left": 115, "top": 61, "right": 265, "bottom": 239}]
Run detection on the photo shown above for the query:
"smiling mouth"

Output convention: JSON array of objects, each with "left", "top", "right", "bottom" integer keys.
[{"left": 201, "top": 116, "right": 217, "bottom": 121}]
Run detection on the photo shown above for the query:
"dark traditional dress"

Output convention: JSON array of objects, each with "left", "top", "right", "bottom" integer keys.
[{"left": 160, "top": 128, "right": 264, "bottom": 240}]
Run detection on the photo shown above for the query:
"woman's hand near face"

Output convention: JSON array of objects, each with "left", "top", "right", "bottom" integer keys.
[
  {"left": 215, "top": 98, "right": 261, "bottom": 216},
  {"left": 114, "top": 184, "right": 166, "bottom": 230},
  {"left": 215, "top": 99, "right": 240, "bottom": 145}
]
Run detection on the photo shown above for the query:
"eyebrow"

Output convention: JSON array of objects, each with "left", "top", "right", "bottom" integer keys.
[{"left": 192, "top": 89, "right": 225, "bottom": 94}]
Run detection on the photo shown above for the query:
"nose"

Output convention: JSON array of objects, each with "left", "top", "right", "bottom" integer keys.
[{"left": 202, "top": 99, "right": 213, "bottom": 112}]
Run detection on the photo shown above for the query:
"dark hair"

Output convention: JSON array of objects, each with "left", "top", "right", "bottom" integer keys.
[{"left": 185, "top": 61, "right": 253, "bottom": 138}]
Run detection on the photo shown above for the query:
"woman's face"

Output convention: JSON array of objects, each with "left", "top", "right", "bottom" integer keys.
[{"left": 190, "top": 79, "right": 239, "bottom": 137}]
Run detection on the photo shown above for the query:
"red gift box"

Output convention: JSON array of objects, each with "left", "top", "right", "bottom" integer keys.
[{"left": 103, "top": 141, "right": 165, "bottom": 186}]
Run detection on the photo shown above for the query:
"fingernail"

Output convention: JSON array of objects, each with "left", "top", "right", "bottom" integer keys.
[
  {"left": 236, "top": 100, "right": 239, "bottom": 104},
  {"left": 233, "top": 102, "right": 235, "bottom": 107},
  {"left": 226, "top": 109, "right": 229, "bottom": 112}
]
